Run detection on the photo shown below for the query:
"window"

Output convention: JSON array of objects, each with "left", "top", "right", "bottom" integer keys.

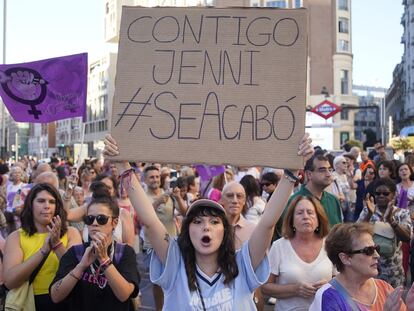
[
  {"left": 340, "top": 107, "right": 349, "bottom": 120},
  {"left": 338, "top": 39, "right": 349, "bottom": 52},
  {"left": 266, "top": 0, "right": 287, "bottom": 8},
  {"left": 340, "top": 132, "right": 350, "bottom": 145},
  {"left": 295, "top": 0, "right": 302, "bottom": 8},
  {"left": 338, "top": 0, "right": 348, "bottom": 11},
  {"left": 341, "top": 70, "right": 349, "bottom": 94},
  {"left": 338, "top": 17, "right": 349, "bottom": 33}
]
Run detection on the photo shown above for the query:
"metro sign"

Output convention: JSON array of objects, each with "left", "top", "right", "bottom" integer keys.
[{"left": 310, "top": 100, "right": 341, "bottom": 120}]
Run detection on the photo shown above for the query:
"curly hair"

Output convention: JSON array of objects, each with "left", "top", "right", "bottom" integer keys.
[
  {"left": 177, "top": 205, "right": 238, "bottom": 291},
  {"left": 20, "top": 183, "right": 68, "bottom": 236}
]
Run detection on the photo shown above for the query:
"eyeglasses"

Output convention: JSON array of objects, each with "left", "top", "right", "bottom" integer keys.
[
  {"left": 261, "top": 182, "right": 272, "bottom": 187},
  {"left": 375, "top": 191, "right": 391, "bottom": 196},
  {"left": 84, "top": 214, "right": 113, "bottom": 225},
  {"left": 349, "top": 244, "right": 380, "bottom": 256}
]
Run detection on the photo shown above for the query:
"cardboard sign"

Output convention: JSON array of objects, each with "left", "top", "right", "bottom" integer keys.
[{"left": 111, "top": 6, "right": 308, "bottom": 169}]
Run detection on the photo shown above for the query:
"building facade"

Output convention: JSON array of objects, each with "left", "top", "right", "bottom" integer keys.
[{"left": 386, "top": 0, "right": 413, "bottom": 139}]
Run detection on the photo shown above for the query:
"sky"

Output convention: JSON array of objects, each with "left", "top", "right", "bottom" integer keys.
[{"left": 0, "top": 0, "right": 406, "bottom": 89}]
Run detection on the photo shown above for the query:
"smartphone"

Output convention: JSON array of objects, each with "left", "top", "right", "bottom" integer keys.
[{"left": 170, "top": 180, "right": 178, "bottom": 189}]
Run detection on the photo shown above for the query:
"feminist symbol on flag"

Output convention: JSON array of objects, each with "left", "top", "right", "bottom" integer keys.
[{"left": 0, "top": 67, "right": 48, "bottom": 119}]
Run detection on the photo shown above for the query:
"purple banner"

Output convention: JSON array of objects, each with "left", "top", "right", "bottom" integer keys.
[
  {"left": 195, "top": 165, "right": 226, "bottom": 181},
  {"left": 0, "top": 53, "right": 87, "bottom": 123}
]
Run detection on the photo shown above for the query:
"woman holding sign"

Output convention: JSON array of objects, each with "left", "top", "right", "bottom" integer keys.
[{"left": 103, "top": 133, "right": 313, "bottom": 310}]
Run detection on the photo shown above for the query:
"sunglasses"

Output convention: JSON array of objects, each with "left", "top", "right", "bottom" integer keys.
[
  {"left": 349, "top": 244, "right": 380, "bottom": 256},
  {"left": 375, "top": 191, "right": 391, "bottom": 196},
  {"left": 83, "top": 214, "right": 113, "bottom": 225}
]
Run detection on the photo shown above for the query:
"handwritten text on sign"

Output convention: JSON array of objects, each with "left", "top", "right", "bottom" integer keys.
[{"left": 111, "top": 7, "right": 308, "bottom": 168}]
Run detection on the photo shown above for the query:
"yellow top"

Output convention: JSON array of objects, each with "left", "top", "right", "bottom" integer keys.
[{"left": 19, "top": 228, "right": 68, "bottom": 295}]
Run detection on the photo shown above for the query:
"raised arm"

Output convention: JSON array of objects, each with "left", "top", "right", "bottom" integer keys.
[
  {"left": 103, "top": 134, "right": 170, "bottom": 263},
  {"left": 248, "top": 134, "right": 313, "bottom": 269}
]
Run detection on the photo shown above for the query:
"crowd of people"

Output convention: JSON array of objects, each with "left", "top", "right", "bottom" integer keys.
[{"left": 0, "top": 136, "right": 411, "bottom": 310}]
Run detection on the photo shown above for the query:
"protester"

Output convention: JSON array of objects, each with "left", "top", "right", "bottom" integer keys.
[
  {"left": 310, "top": 222, "right": 410, "bottom": 311},
  {"left": 263, "top": 196, "right": 333, "bottom": 310},
  {"left": 239, "top": 174, "right": 266, "bottom": 224},
  {"left": 358, "top": 178, "right": 412, "bottom": 288},
  {"left": 260, "top": 172, "right": 279, "bottom": 202},
  {"left": 50, "top": 182, "right": 140, "bottom": 310},
  {"left": 354, "top": 165, "right": 377, "bottom": 221},
  {"left": 103, "top": 133, "right": 314, "bottom": 310},
  {"left": 377, "top": 160, "right": 396, "bottom": 180},
  {"left": 3, "top": 183, "right": 81, "bottom": 310}
]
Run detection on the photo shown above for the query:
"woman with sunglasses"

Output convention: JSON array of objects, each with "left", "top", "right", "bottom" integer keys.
[
  {"left": 3, "top": 183, "right": 82, "bottom": 311},
  {"left": 50, "top": 181, "right": 140, "bottom": 310},
  {"left": 102, "top": 133, "right": 314, "bottom": 310},
  {"left": 358, "top": 178, "right": 412, "bottom": 288},
  {"left": 310, "top": 222, "right": 412, "bottom": 310}
]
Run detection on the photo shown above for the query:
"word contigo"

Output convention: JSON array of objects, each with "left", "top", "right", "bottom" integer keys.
[{"left": 127, "top": 14, "right": 300, "bottom": 47}]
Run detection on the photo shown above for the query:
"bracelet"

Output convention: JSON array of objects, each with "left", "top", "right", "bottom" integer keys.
[
  {"left": 100, "top": 259, "right": 113, "bottom": 272},
  {"left": 69, "top": 271, "right": 81, "bottom": 281},
  {"left": 283, "top": 169, "right": 300, "bottom": 183},
  {"left": 119, "top": 168, "right": 135, "bottom": 194},
  {"left": 52, "top": 240, "right": 63, "bottom": 251}
]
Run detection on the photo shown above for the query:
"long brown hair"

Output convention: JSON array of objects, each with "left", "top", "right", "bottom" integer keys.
[{"left": 177, "top": 205, "right": 238, "bottom": 291}]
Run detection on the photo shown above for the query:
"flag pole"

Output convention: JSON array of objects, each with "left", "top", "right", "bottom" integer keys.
[{"left": 76, "top": 121, "right": 85, "bottom": 175}]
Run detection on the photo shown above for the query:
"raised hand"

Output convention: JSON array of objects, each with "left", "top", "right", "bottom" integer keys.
[
  {"left": 103, "top": 134, "right": 119, "bottom": 158},
  {"left": 297, "top": 133, "right": 314, "bottom": 165},
  {"left": 364, "top": 193, "right": 375, "bottom": 215},
  {"left": 91, "top": 232, "right": 111, "bottom": 263},
  {"left": 383, "top": 287, "right": 403, "bottom": 311},
  {"left": 47, "top": 216, "right": 62, "bottom": 247},
  {"left": 79, "top": 244, "right": 97, "bottom": 269}
]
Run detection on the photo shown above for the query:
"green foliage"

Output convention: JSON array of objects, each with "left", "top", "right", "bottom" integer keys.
[
  {"left": 391, "top": 137, "right": 413, "bottom": 151},
  {"left": 346, "top": 139, "right": 363, "bottom": 150}
]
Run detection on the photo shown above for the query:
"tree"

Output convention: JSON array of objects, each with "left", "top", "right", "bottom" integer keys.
[
  {"left": 390, "top": 137, "right": 413, "bottom": 151},
  {"left": 346, "top": 139, "right": 363, "bottom": 150}
]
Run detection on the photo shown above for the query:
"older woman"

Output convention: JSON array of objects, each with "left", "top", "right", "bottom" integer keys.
[
  {"left": 3, "top": 183, "right": 81, "bottom": 310},
  {"left": 310, "top": 223, "right": 410, "bottom": 311},
  {"left": 358, "top": 178, "right": 412, "bottom": 288},
  {"left": 262, "top": 195, "right": 333, "bottom": 310}
]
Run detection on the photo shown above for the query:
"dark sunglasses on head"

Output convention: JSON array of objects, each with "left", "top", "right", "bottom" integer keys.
[
  {"left": 349, "top": 244, "right": 380, "bottom": 256},
  {"left": 261, "top": 182, "right": 272, "bottom": 187},
  {"left": 375, "top": 191, "right": 391, "bottom": 196},
  {"left": 83, "top": 214, "right": 113, "bottom": 225}
]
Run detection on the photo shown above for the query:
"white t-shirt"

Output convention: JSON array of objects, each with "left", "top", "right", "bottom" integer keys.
[
  {"left": 268, "top": 238, "right": 335, "bottom": 311},
  {"left": 150, "top": 239, "right": 269, "bottom": 310}
]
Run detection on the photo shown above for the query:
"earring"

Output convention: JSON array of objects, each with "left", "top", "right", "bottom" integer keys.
[
  {"left": 293, "top": 227, "right": 296, "bottom": 232},
  {"left": 315, "top": 227, "right": 320, "bottom": 233}
]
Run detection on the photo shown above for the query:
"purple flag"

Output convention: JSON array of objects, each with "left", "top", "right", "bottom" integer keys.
[
  {"left": 0, "top": 53, "right": 87, "bottom": 123},
  {"left": 195, "top": 164, "right": 226, "bottom": 197}
]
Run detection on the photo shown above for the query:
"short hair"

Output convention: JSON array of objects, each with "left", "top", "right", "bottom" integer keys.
[
  {"left": 260, "top": 172, "right": 279, "bottom": 185},
  {"left": 373, "top": 177, "right": 396, "bottom": 194},
  {"left": 333, "top": 155, "right": 346, "bottom": 170},
  {"left": 325, "top": 223, "right": 373, "bottom": 272},
  {"left": 395, "top": 163, "right": 414, "bottom": 183},
  {"left": 35, "top": 171, "right": 59, "bottom": 189},
  {"left": 282, "top": 195, "right": 329, "bottom": 239},
  {"left": 343, "top": 154, "right": 356, "bottom": 162},
  {"left": 0, "top": 164, "right": 9, "bottom": 175},
  {"left": 20, "top": 183, "right": 68, "bottom": 236},
  {"left": 304, "top": 155, "right": 329, "bottom": 172},
  {"left": 144, "top": 165, "right": 159, "bottom": 176}
]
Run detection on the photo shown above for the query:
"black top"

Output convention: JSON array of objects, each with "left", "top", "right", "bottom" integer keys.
[{"left": 50, "top": 242, "right": 140, "bottom": 311}]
